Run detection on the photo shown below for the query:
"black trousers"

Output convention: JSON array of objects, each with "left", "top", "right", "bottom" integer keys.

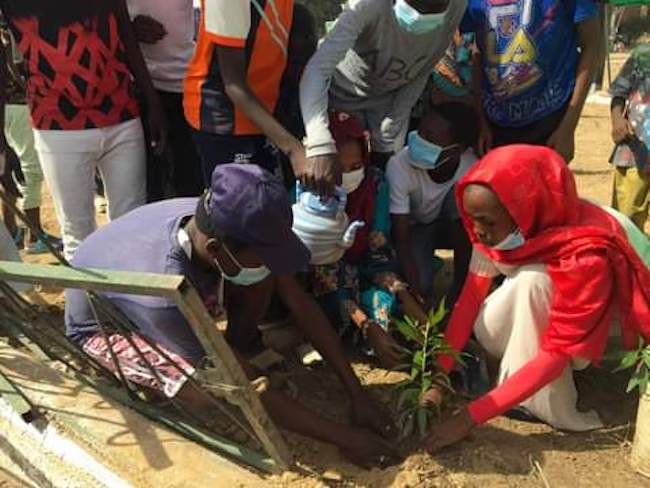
[{"left": 143, "top": 90, "right": 204, "bottom": 201}]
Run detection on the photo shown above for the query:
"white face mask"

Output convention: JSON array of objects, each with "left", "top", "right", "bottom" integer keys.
[
  {"left": 492, "top": 229, "right": 526, "bottom": 251},
  {"left": 341, "top": 167, "right": 365, "bottom": 194}
]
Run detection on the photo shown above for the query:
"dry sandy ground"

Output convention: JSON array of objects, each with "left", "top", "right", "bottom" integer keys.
[{"left": 5, "top": 56, "right": 649, "bottom": 488}]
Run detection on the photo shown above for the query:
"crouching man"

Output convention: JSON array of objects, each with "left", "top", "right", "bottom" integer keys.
[{"left": 64, "top": 164, "right": 397, "bottom": 467}]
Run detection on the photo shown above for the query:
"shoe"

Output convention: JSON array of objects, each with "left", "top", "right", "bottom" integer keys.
[
  {"left": 26, "top": 234, "right": 63, "bottom": 255},
  {"left": 12, "top": 228, "right": 24, "bottom": 250},
  {"left": 504, "top": 406, "right": 543, "bottom": 424}
]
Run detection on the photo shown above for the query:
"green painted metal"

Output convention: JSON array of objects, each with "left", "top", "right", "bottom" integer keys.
[
  {"left": 0, "top": 261, "right": 185, "bottom": 297},
  {"left": 0, "top": 261, "right": 286, "bottom": 473},
  {"left": 607, "top": 0, "right": 649, "bottom": 5}
]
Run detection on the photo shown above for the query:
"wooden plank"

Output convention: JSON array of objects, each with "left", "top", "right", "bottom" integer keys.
[
  {"left": 0, "top": 261, "right": 184, "bottom": 297},
  {"left": 173, "top": 283, "right": 293, "bottom": 472}
]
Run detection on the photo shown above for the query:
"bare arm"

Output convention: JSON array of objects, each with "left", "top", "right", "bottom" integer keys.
[
  {"left": 471, "top": 47, "right": 493, "bottom": 156},
  {"left": 275, "top": 274, "right": 364, "bottom": 397},
  {"left": 610, "top": 96, "right": 633, "bottom": 144},
  {"left": 114, "top": 0, "right": 167, "bottom": 153},
  {"left": 391, "top": 214, "right": 423, "bottom": 300},
  {"left": 546, "top": 17, "right": 600, "bottom": 162},
  {"left": 217, "top": 46, "right": 305, "bottom": 172},
  {"left": 275, "top": 273, "right": 396, "bottom": 438},
  {"left": 561, "top": 18, "right": 601, "bottom": 134}
]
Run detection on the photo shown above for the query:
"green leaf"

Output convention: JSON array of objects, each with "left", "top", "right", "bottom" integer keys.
[
  {"left": 413, "top": 350, "right": 424, "bottom": 371},
  {"left": 394, "top": 316, "right": 424, "bottom": 345},
  {"left": 421, "top": 375, "right": 432, "bottom": 394},
  {"left": 430, "top": 297, "right": 448, "bottom": 326},
  {"left": 417, "top": 408, "right": 428, "bottom": 438},
  {"left": 615, "top": 350, "right": 641, "bottom": 372},
  {"left": 396, "top": 388, "right": 420, "bottom": 412}
]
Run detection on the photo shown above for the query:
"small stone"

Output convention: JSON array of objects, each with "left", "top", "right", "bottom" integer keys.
[{"left": 322, "top": 470, "right": 343, "bottom": 481}]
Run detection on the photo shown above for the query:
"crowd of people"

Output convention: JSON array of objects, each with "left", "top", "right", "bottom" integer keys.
[{"left": 0, "top": 0, "right": 649, "bottom": 469}]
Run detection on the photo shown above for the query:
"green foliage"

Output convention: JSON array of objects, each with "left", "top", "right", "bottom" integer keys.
[
  {"left": 616, "top": 338, "right": 650, "bottom": 396},
  {"left": 392, "top": 299, "right": 461, "bottom": 439}
]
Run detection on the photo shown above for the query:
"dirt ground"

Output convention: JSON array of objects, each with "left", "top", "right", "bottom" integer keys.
[{"left": 7, "top": 57, "right": 649, "bottom": 487}]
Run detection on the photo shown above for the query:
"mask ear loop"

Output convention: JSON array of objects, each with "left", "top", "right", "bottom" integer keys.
[{"left": 210, "top": 239, "right": 243, "bottom": 279}]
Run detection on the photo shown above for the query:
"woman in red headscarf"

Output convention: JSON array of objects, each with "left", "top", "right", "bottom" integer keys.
[{"left": 422, "top": 144, "right": 650, "bottom": 451}]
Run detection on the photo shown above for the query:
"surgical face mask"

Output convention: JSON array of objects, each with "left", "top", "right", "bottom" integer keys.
[
  {"left": 341, "top": 167, "right": 365, "bottom": 194},
  {"left": 213, "top": 243, "right": 271, "bottom": 286},
  {"left": 394, "top": 0, "right": 446, "bottom": 35},
  {"left": 407, "top": 130, "right": 459, "bottom": 170},
  {"left": 492, "top": 229, "right": 526, "bottom": 251}
]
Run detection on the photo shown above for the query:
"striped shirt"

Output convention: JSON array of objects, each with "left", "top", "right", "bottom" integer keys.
[{"left": 183, "top": 0, "right": 293, "bottom": 135}]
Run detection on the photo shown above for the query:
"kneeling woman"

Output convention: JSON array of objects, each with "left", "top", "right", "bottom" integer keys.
[{"left": 423, "top": 145, "right": 650, "bottom": 450}]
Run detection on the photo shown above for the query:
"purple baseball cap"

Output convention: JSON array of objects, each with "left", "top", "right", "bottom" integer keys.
[{"left": 195, "top": 164, "right": 310, "bottom": 274}]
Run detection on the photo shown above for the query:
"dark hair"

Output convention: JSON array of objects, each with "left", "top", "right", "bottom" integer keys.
[
  {"left": 422, "top": 102, "right": 479, "bottom": 149},
  {"left": 2, "top": 0, "right": 116, "bottom": 29}
]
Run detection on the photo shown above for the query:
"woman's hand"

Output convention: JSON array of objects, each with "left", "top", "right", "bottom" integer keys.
[{"left": 421, "top": 406, "right": 475, "bottom": 453}]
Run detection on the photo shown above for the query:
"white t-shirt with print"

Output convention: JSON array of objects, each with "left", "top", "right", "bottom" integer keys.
[
  {"left": 127, "top": 0, "right": 196, "bottom": 93},
  {"left": 386, "top": 147, "right": 477, "bottom": 224}
]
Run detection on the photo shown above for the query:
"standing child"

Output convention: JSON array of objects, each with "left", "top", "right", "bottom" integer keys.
[
  {"left": 610, "top": 43, "right": 650, "bottom": 234},
  {"left": 387, "top": 103, "right": 476, "bottom": 306},
  {"left": 0, "top": 14, "right": 62, "bottom": 253},
  {"left": 293, "top": 111, "right": 427, "bottom": 367},
  {"left": 0, "top": 0, "right": 167, "bottom": 260}
]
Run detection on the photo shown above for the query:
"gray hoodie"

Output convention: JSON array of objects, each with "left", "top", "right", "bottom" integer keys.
[{"left": 300, "top": 0, "right": 466, "bottom": 157}]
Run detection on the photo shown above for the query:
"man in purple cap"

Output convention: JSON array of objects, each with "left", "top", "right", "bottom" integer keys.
[{"left": 65, "top": 164, "right": 397, "bottom": 467}]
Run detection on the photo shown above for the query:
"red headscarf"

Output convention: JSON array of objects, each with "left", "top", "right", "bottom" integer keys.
[
  {"left": 456, "top": 145, "right": 650, "bottom": 360},
  {"left": 329, "top": 111, "right": 376, "bottom": 262}
]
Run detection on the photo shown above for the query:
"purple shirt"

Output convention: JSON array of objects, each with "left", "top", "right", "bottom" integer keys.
[{"left": 65, "top": 199, "right": 221, "bottom": 363}]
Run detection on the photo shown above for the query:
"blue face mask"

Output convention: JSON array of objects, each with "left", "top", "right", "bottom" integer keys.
[
  {"left": 214, "top": 244, "right": 271, "bottom": 286},
  {"left": 492, "top": 229, "right": 526, "bottom": 251},
  {"left": 394, "top": 0, "right": 446, "bottom": 35},
  {"left": 407, "top": 130, "right": 459, "bottom": 170}
]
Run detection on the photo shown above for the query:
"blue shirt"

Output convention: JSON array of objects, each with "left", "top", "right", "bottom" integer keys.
[
  {"left": 65, "top": 199, "right": 221, "bottom": 363},
  {"left": 461, "top": 0, "right": 597, "bottom": 127}
]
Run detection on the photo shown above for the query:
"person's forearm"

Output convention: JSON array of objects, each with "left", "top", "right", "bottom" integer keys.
[
  {"left": 561, "top": 20, "right": 600, "bottom": 131},
  {"left": 395, "top": 289, "right": 428, "bottom": 324},
  {"left": 300, "top": 4, "right": 364, "bottom": 159},
  {"left": 261, "top": 388, "right": 349, "bottom": 446},
  {"left": 395, "top": 244, "right": 421, "bottom": 297},
  {"left": 278, "top": 275, "right": 364, "bottom": 397},
  {"left": 610, "top": 96, "right": 626, "bottom": 119},
  {"left": 115, "top": 0, "right": 159, "bottom": 104},
  {"left": 471, "top": 49, "right": 488, "bottom": 125},
  {"left": 225, "top": 83, "right": 302, "bottom": 156}
]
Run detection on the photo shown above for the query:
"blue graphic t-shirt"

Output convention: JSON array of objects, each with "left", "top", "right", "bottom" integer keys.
[{"left": 461, "top": 0, "right": 597, "bottom": 127}]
